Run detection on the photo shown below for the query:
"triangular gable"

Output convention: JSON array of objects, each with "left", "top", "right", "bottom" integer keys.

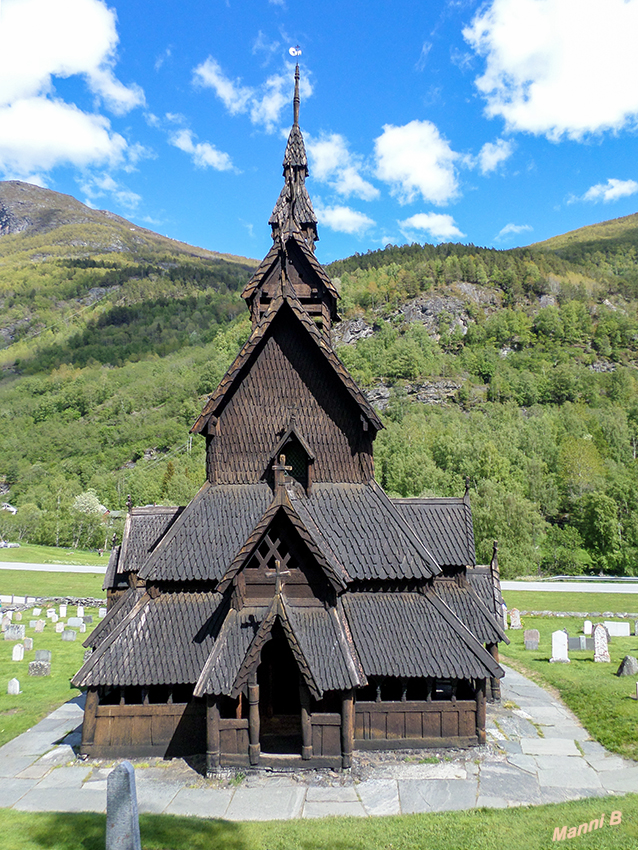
[
  {"left": 242, "top": 234, "right": 338, "bottom": 303},
  {"left": 191, "top": 293, "right": 382, "bottom": 436}
]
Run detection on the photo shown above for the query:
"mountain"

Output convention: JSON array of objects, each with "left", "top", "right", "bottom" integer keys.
[{"left": 531, "top": 211, "right": 638, "bottom": 253}]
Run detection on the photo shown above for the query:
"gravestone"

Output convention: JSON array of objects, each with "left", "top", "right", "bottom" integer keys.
[
  {"left": 29, "top": 620, "right": 37, "bottom": 628},
  {"left": 550, "top": 630, "right": 570, "bottom": 663},
  {"left": 76, "top": 605, "right": 84, "bottom": 618},
  {"left": 34, "top": 620, "right": 45, "bottom": 633},
  {"left": 604, "top": 620, "right": 630, "bottom": 637},
  {"left": 35, "top": 649, "right": 51, "bottom": 662},
  {"left": 106, "top": 761, "right": 141, "bottom": 850},
  {"left": 79, "top": 623, "right": 87, "bottom": 633},
  {"left": 524, "top": 628, "right": 539, "bottom": 650},
  {"left": 14, "top": 612, "right": 22, "bottom": 621},
  {"left": 4, "top": 624, "right": 25, "bottom": 641},
  {"left": 1, "top": 618, "right": 10, "bottom": 632},
  {"left": 12, "top": 644, "right": 24, "bottom": 661},
  {"left": 4, "top": 611, "right": 12, "bottom": 621},
  {"left": 509, "top": 608, "right": 522, "bottom": 629},
  {"left": 7, "top": 678, "right": 19, "bottom": 695},
  {"left": 584, "top": 620, "right": 593, "bottom": 636},
  {"left": 593, "top": 623, "right": 611, "bottom": 663},
  {"left": 28, "top": 661, "right": 51, "bottom": 677},
  {"left": 23, "top": 638, "right": 33, "bottom": 651},
  {"left": 83, "top": 616, "right": 93, "bottom": 624},
  {"left": 46, "top": 609, "right": 55, "bottom": 619},
  {"left": 99, "top": 607, "right": 107, "bottom": 618},
  {"left": 67, "top": 617, "right": 83, "bottom": 628},
  {"left": 59, "top": 605, "right": 67, "bottom": 617},
  {"left": 55, "top": 623, "right": 64, "bottom": 633},
  {"left": 32, "top": 608, "right": 41, "bottom": 616},
  {"left": 616, "top": 655, "right": 638, "bottom": 677},
  {"left": 62, "top": 630, "right": 76, "bottom": 642}
]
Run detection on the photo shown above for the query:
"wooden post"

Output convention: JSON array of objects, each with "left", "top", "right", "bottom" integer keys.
[
  {"left": 248, "top": 673, "right": 260, "bottom": 766},
  {"left": 81, "top": 687, "right": 99, "bottom": 751},
  {"left": 300, "top": 681, "right": 312, "bottom": 759},
  {"left": 476, "top": 679, "right": 487, "bottom": 745},
  {"left": 206, "top": 694, "right": 220, "bottom": 773},
  {"left": 341, "top": 689, "right": 354, "bottom": 770},
  {"left": 487, "top": 643, "right": 501, "bottom": 702}
]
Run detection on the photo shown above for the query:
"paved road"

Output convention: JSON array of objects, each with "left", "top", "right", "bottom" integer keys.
[
  {"left": 501, "top": 581, "right": 638, "bottom": 594},
  {"left": 0, "top": 665, "right": 636, "bottom": 818},
  {"left": 0, "top": 562, "right": 107, "bottom": 574}
]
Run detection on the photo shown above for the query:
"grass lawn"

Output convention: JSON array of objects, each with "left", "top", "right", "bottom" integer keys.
[
  {"left": 502, "top": 590, "right": 638, "bottom": 614},
  {"left": 0, "top": 795, "right": 636, "bottom": 850},
  {"left": 0, "top": 604, "right": 100, "bottom": 747},
  {"left": 0, "top": 543, "right": 107, "bottom": 566},
  {"left": 0, "top": 569, "right": 106, "bottom": 600},
  {"left": 500, "top": 615, "right": 638, "bottom": 761}
]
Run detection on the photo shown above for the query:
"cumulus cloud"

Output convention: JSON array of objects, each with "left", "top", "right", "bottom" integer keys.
[
  {"left": 478, "top": 138, "right": 514, "bottom": 173},
  {"left": 306, "top": 133, "right": 378, "bottom": 200},
  {"left": 582, "top": 178, "right": 638, "bottom": 203},
  {"left": 374, "top": 120, "right": 460, "bottom": 205},
  {"left": 314, "top": 204, "right": 375, "bottom": 235},
  {"left": 0, "top": 0, "right": 143, "bottom": 180},
  {"left": 496, "top": 222, "right": 533, "bottom": 239},
  {"left": 80, "top": 172, "right": 141, "bottom": 210},
  {"left": 194, "top": 58, "right": 310, "bottom": 132},
  {"left": 169, "top": 129, "right": 234, "bottom": 172},
  {"left": 399, "top": 213, "right": 465, "bottom": 242},
  {"left": 464, "top": 0, "right": 638, "bottom": 140}
]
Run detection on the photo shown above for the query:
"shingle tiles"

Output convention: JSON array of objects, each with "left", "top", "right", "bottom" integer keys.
[{"left": 393, "top": 498, "right": 475, "bottom": 567}]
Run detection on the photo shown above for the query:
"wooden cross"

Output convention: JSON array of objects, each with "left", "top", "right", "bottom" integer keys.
[
  {"left": 265, "top": 558, "right": 291, "bottom": 596},
  {"left": 272, "top": 453, "right": 292, "bottom": 492}
]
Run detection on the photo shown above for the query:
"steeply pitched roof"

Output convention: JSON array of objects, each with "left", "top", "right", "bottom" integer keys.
[
  {"left": 84, "top": 587, "right": 144, "bottom": 650},
  {"left": 105, "top": 506, "right": 184, "bottom": 589},
  {"left": 288, "top": 482, "right": 440, "bottom": 581},
  {"left": 191, "top": 294, "right": 382, "bottom": 435},
  {"left": 393, "top": 497, "right": 476, "bottom": 567},
  {"left": 73, "top": 590, "right": 225, "bottom": 688},
  {"left": 433, "top": 578, "right": 508, "bottom": 645},
  {"left": 342, "top": 591, "right": 503, "bottom": 681},
  {"left": 466, "top": 565, "right": 505, "bottom": 625},
  {"left": 138, "top": 482, "right": 272, "bottom": 584}
]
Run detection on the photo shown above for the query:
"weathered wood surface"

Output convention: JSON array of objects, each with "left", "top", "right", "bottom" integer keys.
[{"left": 355, "top": 699, "right": 477, "bottom": 745}]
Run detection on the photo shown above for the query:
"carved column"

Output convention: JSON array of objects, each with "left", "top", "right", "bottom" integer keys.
[
  {"left": 476, "top": 679, "right": 487, "bottom": 745},
  {"left": 487, "top": 643, "right": 501, "bottom": 702},
  {"left": 206, "top": 694, "right": 220, "bottom": 773},
  {"left": 300, "top": 681, "right": 312, "bottom": 760},
  {"left": 81, "top": 687, "right": 99, "bottom": 754},
  {"left": 341, "top": 689, "right": 354, "bottom": 769},
  {"left": 248, "top": 672, "right": 260, "bottom": 766}
]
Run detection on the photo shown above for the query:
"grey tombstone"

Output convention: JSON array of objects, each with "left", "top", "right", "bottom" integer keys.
[
  {"left": 509, "top": 608, "right": 522, "bottom": 629},
  {"left": 106, "top": 761, "right": 141, "bottom": 850},
  {"left": 593, "top": 623, "right": 611, "bottom": 663},
  {"left": 99, "top": 607, "right": 107, "bottom": 618},
  {"left": 617, "top": 655, "right": 638, "bottom": 677},
  {"left": 67, "top": 617, "right": 83, "bottom": 628},
  {"left": 604, "top": 620, "right": 631, "bottom": 637},
  {"left": 4, "top": 624, "right": 26, "bottom": 641},
  {"left": 59, "top": 604, "right": 67, "bottom": 617},
  {"left": 7, "top": 678, "right": 20, "bottom": 695},
  {"left": 55, "top": 623, "right": 64, "bottom": 633},
  {"left": 83, "top": 616, "right": 93, "bottom": 624},
  {"left": 14, "top": 611, "right": 22, "bottom": 621},
  {"left": 29, "top": 620, "right": 37, "bottom": 628},
  {"left": 62, "top": 630, "right": 77, "bottom": 642},
  {"left": 12, "top": 644, "right": 24, "bottom": 661},
  {"left": 584, "top": 620, "right": 593, "bottom": 636},
  {"left": 1, "top": 617, "right": 9, "bottom": 632},
  {"left": 49, "top": 613, "right": 59, "bottom": 623},
  {"left": 550, "top": 630, "right": 570, "bottom": 663},
  {"left": 76, "top": 605, "right": 85, "bottom": 618},
  {"left": 28, "top": 661, "right": 51, "bottom": 677},
  {"left": 524, "top": 628, "right": 539, "bottom": 650},
  {"left": 34, "top": 620, "right": 45, "bottom": 633},
  {"left": 23, "top": 637, "right": 33, "bottom": 651},
  {"left": 35, "top": 649, "right": 52, "bottom": 662}
]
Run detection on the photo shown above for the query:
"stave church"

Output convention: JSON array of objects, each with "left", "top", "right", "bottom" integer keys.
[{"left": 73, "top": 67, "right": 507, "bottom": 771}]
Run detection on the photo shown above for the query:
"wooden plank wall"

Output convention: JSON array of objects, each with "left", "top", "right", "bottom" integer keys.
[{"left": 354, "top": 700, "right": 478, "bottom": 749}]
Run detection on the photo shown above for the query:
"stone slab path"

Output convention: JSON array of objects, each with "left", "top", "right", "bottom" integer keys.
[{"left": 0, "top": 666, "right": 636, "bottom": 819}]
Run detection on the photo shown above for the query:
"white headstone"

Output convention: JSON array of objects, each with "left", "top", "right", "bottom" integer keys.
[
  {"left": 593, "top": 623, "right": 611, "bottom": 663},
  {"left": 603, "top": 620, "right": 630, "bottom": 637},
  {"left": 32, "top": 608, "right": 41, "bottom": 616},
  {"left": 23, "top": 637, "right": 33, "bottom": 651},
  {"left": 46, "top": 609, "right": 55, "bottom": 619},
  {"left": 7, "top": 678, "right": 19, "bottom": 695},
  {"left": 59, "top": 605, "right": 67, "bottom": 618},
  {"left": 34, "top": 620, "right": 45, "bottom": 633},
  {"left": 79, "top": 623, "right": 87, "bottom": 633},
  {"left": 50, "top": 613, "right": 58, "bottom": 623},
  {"left": 1, "top": 617, "right": 9, "bottom": 632},
  {"left": 14, "top": 612, "right": 22, "bottom": 621},
  {"left": 4, "top": 624, "right": 26, "bottom": 641},
  {"left": 12, "top": 644, "right": 24, "bottom": 661},
  {"left": 550, "top": 630, "right": 570, "bottom": 663},
  {"left": 55, "top": 623, "right": 64, "bottom": 633},
  {"left": 583, "top": 620, "right": 593, "bottom": 636},
  {"left": 76, "top": 605, "right": 85, "bottom": 618},
  {"left": 5, "top": 611, "right": 13, "bottom": 621},
  {"left": 509, "top": 608, "right": 522, "bottom": 629},
  {"left": 67, "top": 617, "right": 83, "bottom": 628},
  {"left": 99, "top": 607, "right": 107, "bottom": 618}
]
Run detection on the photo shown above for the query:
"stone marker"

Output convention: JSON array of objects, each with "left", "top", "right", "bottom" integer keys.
[
  {"left": 46, "top": 609, "right": 55, "bottom": 619},
  {"left": 67, "top": 617, "right": 83, "bottom": 628},
  {"left": 617, "top": 655, "right": 638, "bottom": 677},
  {"left": 604, "top": 620, "right": 631, "bottom": 637},
  {"left": 62, "top": 630, "right": 77, "bottom": 642},
  {"left": 28, "top": 661, "right": 51, "bottom": 677},
  {"left": 106, "top": 761, "right": 141, "bottom": 850},
  {"left": 35, "top": 650, "right": 52, "bottom": 662},
  {"left": 79, "top": 623, "right": 87, "bottom": 633},
  {"left": 584, "top": 620, "right": 593, "bottom": 636},
  {"left": 83, "top": 616, "right": 93, "bottom": 624},
  {"left": 4, "top": 624, "right": 26, "bottom": 641},
  {"left": 12, "top": 644, "right": 24, "bottom": 661},
  {"left": 509, "top": 608, "right": 522, "bottom": 629},
  {"left": 32, "top": 608, "right": 41, "bottom": 616},
  {"left": 51, "top": 613, "right": 59, "bottom": 623},
  {"left": 99, "top": 607, "right": 107, "bottom": 618},
  {"left": 55, "top": 623, "right": 64, "bottom": 633},
  {"left": 524, "top": 628, "right": 539, "bottom": 650},
  {"left": 76, "top": 605, "right": 84, "bottom": 618},
  {"left": 1, "top": 618, "right": 9, "bottom": 632},
  {"left": 29, "top": 620, "right": 37, "bottom": 628},
  {"left": 23, "top": 638, "right": 33, "bottom": 651},
  {"left": 550, "top": 630, "right": 570, "bottom": 663},
  {"left": 59, "top": 604, "right": 67, "bottom": 617},
  {"left": 7, "top": 678, "right": 19, "bottom": 695},
  {"left": 14, "top": 612, "right": 22, "bottom": 621},
  {"left": 34, "top": 620, "right": 45, "bottom": 633},
  {"left": 593, "top": 623, "right": 611, "bottom": 663}
]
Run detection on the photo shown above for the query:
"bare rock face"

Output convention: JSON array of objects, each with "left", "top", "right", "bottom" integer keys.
[
  {"left": 332, "top": 317, "right": 374, "bottom": 346},
  {"left": 366, "top": 379, "right": 461, "bottom": 411},
  {"left": 0, "top": 201, "right": 32, "bottom": 236}
]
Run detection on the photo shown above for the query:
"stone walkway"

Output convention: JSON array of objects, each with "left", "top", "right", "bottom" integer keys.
[{"left": 0, "top": 665, "right": 637, "bottom": 819}]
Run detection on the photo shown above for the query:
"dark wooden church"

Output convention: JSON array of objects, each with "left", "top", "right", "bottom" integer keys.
[{"left": 73, "top": 68, "right": 506, "bottom": 771}]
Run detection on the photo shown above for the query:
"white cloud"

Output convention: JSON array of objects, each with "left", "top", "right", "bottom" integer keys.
[
  {"left": 193, "top": 58, "right": 311, "bottom": 132},
  {"left": 169, "top": 129, "right": 234, "bottom": 172},
  {"left": 464, "top": 0, "right": 638, "bottom": 140},
  {"left": 374, "top": 120, "right": 460, "bottom": 205},
  {"left": 398, "top": 212, "right": 465, "bottom": 242},
  {"left": 582, "top": 178, "right": 638, "bottom": 203},
  {"left": 478, "top": 138, "right": 514, "bottom": 173},
  {"left": 416, "top": 41, "right": 433, "bottom": 72},
  {"left": 306, "top": 133, "right": 379, "bottom": 200},
  {"left": 314, "top": 204, "right": 375, "bottom": 235},
  {"left": 497, "top": 222, "right": 533, "bottom": 239},
  {"left": 80, "top": 172, "right": 141, "bottom": 210}
]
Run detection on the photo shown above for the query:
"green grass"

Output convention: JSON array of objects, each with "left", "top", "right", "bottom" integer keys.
[
  {"left": 0, "top": 795, "right": 636, "bottom": 850},
  {"left": 0, "top": 543, "right": 106, "bottom": 566},
  {"left": 500, "top": 616, "right": 638, "bottom": 761},
  {"left": 502, "top": 591, "right": 638, "bottom": 614},
  {"left": 0, "top": 569, "right": 106, "bottom": 600},
  {"left": 0, "top": 606, "right": 99, "bottom": 747}
]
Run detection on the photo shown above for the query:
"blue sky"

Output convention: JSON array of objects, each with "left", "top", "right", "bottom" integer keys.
[{"left": 2, "top": 0, "right": 638, "bottom": 263}]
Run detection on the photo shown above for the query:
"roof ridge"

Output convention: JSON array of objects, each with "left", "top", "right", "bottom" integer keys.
[{"left": 370, "top": 481, "right": 440, "bottom": 576}]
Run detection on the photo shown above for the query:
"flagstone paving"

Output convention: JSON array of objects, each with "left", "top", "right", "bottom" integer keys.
[{"left": 0, "top": 665, "right": 636, "bottom": 819}]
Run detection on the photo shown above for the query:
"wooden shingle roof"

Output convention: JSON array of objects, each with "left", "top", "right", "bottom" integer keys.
[
  {"left": 393, "top": 497, "right": 476, "bottom": 567},
  {"left": 432, "top": 578, "right": 508, "bottom": 645}
]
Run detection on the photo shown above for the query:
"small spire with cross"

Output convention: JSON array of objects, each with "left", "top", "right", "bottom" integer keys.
[
  {"left": 265, "top": 558, "right": 291, "bottom": 597},
  {"left": 272, "top": 452, "right": 292, "bottom": 497}
]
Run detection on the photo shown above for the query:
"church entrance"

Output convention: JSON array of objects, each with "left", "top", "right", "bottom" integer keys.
[{"left": 257, "top": 620, "right": 302, "bottom": 754}]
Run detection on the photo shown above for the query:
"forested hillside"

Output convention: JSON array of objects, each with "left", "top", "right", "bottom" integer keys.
[{"left": 2, "top": 181, "right": 638, "bottom": 579}]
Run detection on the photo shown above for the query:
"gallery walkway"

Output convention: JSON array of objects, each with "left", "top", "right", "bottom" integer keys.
[{"left": 0, "top": 665, "right": 636, "bottom": 819}]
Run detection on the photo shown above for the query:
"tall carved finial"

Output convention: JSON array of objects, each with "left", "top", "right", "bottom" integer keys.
[
  {"left": 126, "top": 494, "right": 132, "bottom": 513},
  {"left": 293, "top": 63, "right": 300, "bottom": 126}
]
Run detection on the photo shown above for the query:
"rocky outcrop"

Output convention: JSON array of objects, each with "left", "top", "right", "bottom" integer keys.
[{"left": 366, "top": 379, "right": 461, "bottom": 411}]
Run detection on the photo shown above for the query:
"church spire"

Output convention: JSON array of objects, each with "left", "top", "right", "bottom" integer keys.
[{"left": 293, "top": 63, "right": 300, "bottom": 126}]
